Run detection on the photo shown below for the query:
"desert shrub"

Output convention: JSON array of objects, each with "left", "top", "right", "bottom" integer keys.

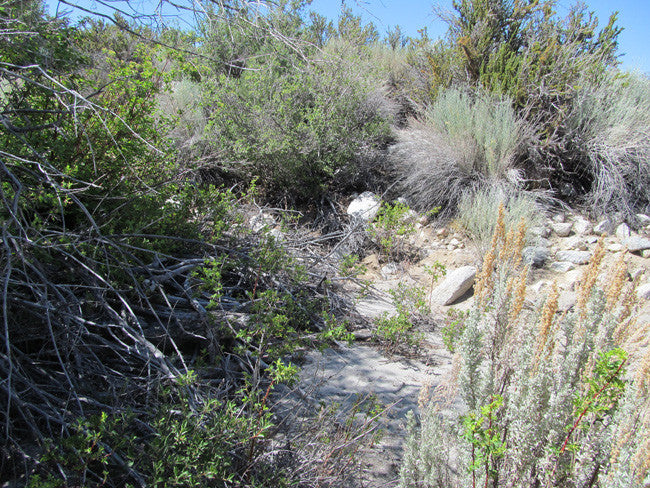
[
  {"left": 456, "top": 184, "right": 544, "bottom": 252},
  {"left": 565, "top": 71, "right": 650, "bottom": 216},
  {"left": 402, "top": 0, "right": 632, "bottom": 213},
  {"left": 391, "top": 87, "right": 523, "bottom": 213},
  {"left": 400, "top": 208, "right": 650, "bottom": 487}
]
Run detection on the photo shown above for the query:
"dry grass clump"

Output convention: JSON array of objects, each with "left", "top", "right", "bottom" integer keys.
[
  {"left": 401, "top": 206, "right": 650, "bottom": 487},
  {"left": 391, "top": 87, "right": 524, "bottom": 214}
]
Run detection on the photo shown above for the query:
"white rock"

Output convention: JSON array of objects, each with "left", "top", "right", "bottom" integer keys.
[
  {"left": 552, "top": 222, "right": 573, "bottom": 237},
  {"left": 531, "top": 226, "right": 552, "bottom": 238},
  {"left": 557, "top": 292, "right": 577, "bottom": 312},
  {"left": 449, "top": 238, "right": 461, "bottom": 247},
  {"left": 593, "top": 219, "right": 612, "bottom": 235},
  {"left": 636, "top": 213, "right": 650, "bottom": 226},
  {"left": 552, "top": 213, "right": 566, "bottom": 223},
  {"left": 573, "top": 217, "right": 593, "bottom": 235},
  {"left": 637, "top": 283, "right": 650, "bottom": 300},
  {"left": 642, "top": 249, "right": 650, "bottom": 259},
  {"left": 616, "top": 223, "right": 631, "bottom": 240},
  {"left": 623, "top": 236, "right": 650, "bottom": 252},
  {"left": 381, "top": 263, "right": 400, "bottom": 278},
  {"left": 396, "top": 197, "right": 409, "bottom": 206},
  {"left": 556, "top": 250, "right": 591, "bottom": 265},
  {"left": 347, "top": 192, "right": 381, "bottom": 222},
  {"left": 564, "top": 236, "right": 587, "bottom": 251},
  {"left": 251, "top": 213, "right": 275, "bottom": 232},
  {"left": 530, "top": 280, "right": 551, "bottom": 295},
  {"left": 565, "top": 269, "right": 582, "bottom": 290},
  {"left": 550, "top": 261, "right": 577, "bottom": 273},
  {"left": 432, "top": 266, "right": 477, "bottom": 306},
  {"left": 630, "top": 268, "right": 645, "bottom": 281},
  {"left": 585, "top": 236, "right": 599, "bottom": 244},
  {"left": 608, "top": 243, "right": 623, "bottom": 252}
]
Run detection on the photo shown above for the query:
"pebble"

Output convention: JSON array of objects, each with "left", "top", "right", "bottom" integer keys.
[{"left": 550, "top": 261, "right": 577, "bottom": 273}]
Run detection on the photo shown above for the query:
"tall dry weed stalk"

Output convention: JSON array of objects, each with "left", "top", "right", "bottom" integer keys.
[{"left": 401, "top": 206, "right": 650, "bottom": 487}]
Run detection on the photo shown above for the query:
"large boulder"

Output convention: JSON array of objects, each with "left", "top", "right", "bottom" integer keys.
[{"left": 431, "top": 266, "right": 477, "bottom": 306}]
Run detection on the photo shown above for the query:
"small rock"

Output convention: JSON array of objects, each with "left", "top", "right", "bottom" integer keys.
[
  {"left": 564, "top": 236, "right": 587, "bottom": 251},
  {"left": 573, "top": 217, "right": 593, "bottom": 235},
  {"left": 396, "top": 197, "right": 409, "bottom": 206},
  {"left": 552, "top": 213, "right": 566, "bottom": 223},
  {"left": 353, "top": 329, "right": 373, "bottom": 341},
  {"left": 530, "top": 280, "right": 551, "bottom": 295},
  {"left": 449, "top": 237, "right": 461, "bottom": 247},
  {"left": 637, "top": 283, "right": 650, "bottom": 300},
  {"left": 642, "top": 249, "right": 650, "bottom": 259},
  {"left": 251, "top": 212, "right": 275, "bottom": 232},
  {"left": 381, "top": 263, "right": 400, "bottom": 278},
  {"left": 556, "top": 250, "right": 591, "bottom": 265},
  {"left": 550, "top": 261, "right": 576, "bottom": 273},
  {"left": 431, "top": 266, "right": 477, "bottom": 306},
  {"left": 593, "top": 219, "right": 612, "bottom": 235},
  {"left": 616, "top": 223, "right": 631, "bottom": 240},
  {"left": 557, "top": 292, "right": 577, "bottom": 312},
  {"left": 523, "top": 246, "right": 550, "bottom": 267},
  {"left": 608, "top": 243, "right": 623, "bottom": 252},
  {"left": 552, "top": 222, "right": 573, "bottom": 237},
  {"left": 623, "top": 236, "right": 650, "bottom": 252},
  {"left": 347, "top": 192, "right": 381, "bottom": 222},
  {"left": 531, "top": 226, "right": 552, "bottom": 238},
  {"left": 362, "top": 253, "right": 380, "bottom": 269},
  {"left": 636, "top": 213, "right": 650, "bottom": 226},
  {"left": 565, "top": 269, "right": 582, "bottom": 290},
  {"left": 436, "top": 228, "right": 448, "bottom": 238},
  {"left": 630, "top": 268, "right": 645, "bottom": 281},
  {"left": 585, "top": 236, "right": 599, "bottom": 244}
]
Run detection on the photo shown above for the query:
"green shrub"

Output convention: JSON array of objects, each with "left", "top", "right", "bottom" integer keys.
[
  {"left": 198, "top": 8, "right": 393, "bottom": 203},
  {"left": 374, "top": 282, "right": 432, "bottom": 353}
]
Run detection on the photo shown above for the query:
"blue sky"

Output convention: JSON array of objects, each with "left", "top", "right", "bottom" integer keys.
[
  {"left": 310, "top": 0, "right": 650, "bottom": 74},
  {"left": 48, "top": 0, "right": 649, "bottom": 73}
]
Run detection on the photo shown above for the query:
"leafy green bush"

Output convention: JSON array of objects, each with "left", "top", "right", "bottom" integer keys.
[
  {"left": 369, "top": 201, "right": 417, "bottom": 261},
  {"left": 374, "top": 283, "right": 431, "bottom": 353},
  {"left": 198, "top": 8, "right": 393, "bottom": 202}
]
